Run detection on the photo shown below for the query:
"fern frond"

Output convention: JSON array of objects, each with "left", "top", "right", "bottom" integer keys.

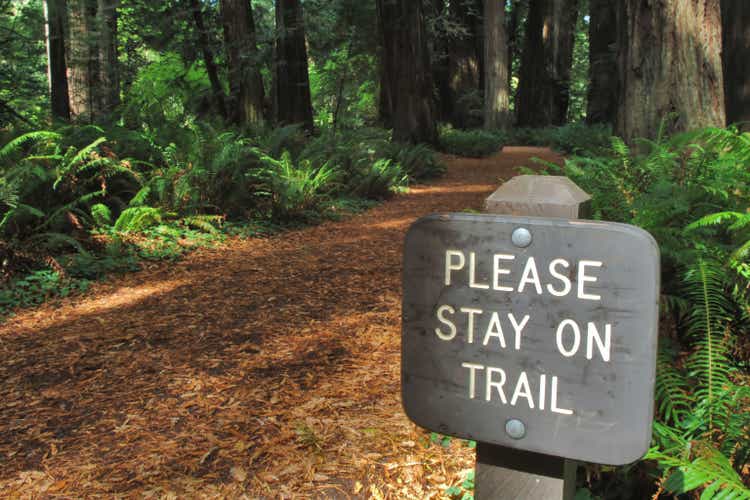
[
  {"left": 682, "top": 258, "right": 734, "bottom": 426},
  {"left": 181, "top": 215, "right": 221, "bottom": 234},
  {"left": 113, "top": 206, "right": 162, "bottom": 233},
  {"left": 687, "top": 212, "right": 749, "bottom": 231},
  {"left": 654, "top": 343, "right": 692, "bottom": 425},
  {"left": 0, "top": 131, "right": 61, "bottom": 162}
]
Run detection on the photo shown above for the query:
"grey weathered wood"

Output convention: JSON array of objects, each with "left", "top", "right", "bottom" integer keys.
[
  {"left": 478, "top": 175, "right": 587, "bottom": 499},
  {"left": 484, "top": 175, "right": 591, "bottom": 218},
  {"left": 476, "top": 444, "right": 576, "bottom": 499}
]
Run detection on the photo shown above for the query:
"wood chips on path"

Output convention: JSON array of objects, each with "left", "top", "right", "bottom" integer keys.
[{"left": 0, "top": 147, "right": 564, "bottom": 499}]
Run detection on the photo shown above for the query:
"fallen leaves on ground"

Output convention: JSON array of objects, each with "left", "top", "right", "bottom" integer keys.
[{"left": 0, "top": 148, "right": 563, "bottom": 498}]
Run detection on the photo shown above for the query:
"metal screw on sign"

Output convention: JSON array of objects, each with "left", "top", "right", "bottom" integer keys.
[
  {"left": 505, "top": 419, "right": 526, "bottom": 440},
  {"left": 511, "top": 227, "right": 532, "bottom": 248}
]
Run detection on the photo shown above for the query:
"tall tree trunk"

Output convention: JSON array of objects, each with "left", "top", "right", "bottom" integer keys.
[
  {"left": 484, "top": 0, "right": 510, "bottom": 129},
  {"left": 506, "top": 0, "right": 524, "bottom": 90},
  {"left": 516, "top": 0, "right": 578, "bottom": 127},
  {"left": 586, "top": 0, "right": 617, "bottom": 124},
  {"left": 615, "top": 0, "right": 725, "bottom": 143},
  {"left": 377, "top": 0, "right": 437, "bottom": 144},
  {"left": 721, "top": 0, "right": 750, "bottom": 128},
  {"left": 376, "top": 0, "right": 398, "bottom": 127},
  {"left": 220, "top": 0, "right": 265, "bottom": 125},
  {"left": 446, "top": 0, "right": 483, "bottom": 128},
  {"left": 67, "top": 0, "right": 98, "bottom": 122},
  {"left": 43, "top": 0, "right": 71, "bottom": 120},
  {"left": 273, "top": 0, "right": 314, "bottom": 131},
  {"left": 430, "top": 0, "right": 450, "bottom": 123},
  {"left": 189, "top": 0, "right": 227, "bottom": 119},
  {"left": 95, "top": 0, "right": 119, "bottom": 115}
]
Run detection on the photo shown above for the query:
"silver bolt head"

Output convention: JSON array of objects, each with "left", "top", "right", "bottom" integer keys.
[
  {"left": 511, "top": 227, "right": 532, "bottom": 248},
  {"left": 505, "top": 418, "right": 526, "bottom": 439}
]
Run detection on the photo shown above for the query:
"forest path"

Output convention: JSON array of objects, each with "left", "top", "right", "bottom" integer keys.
[{"left": 0, "top": 147, "right": 564, "bottom": 498}]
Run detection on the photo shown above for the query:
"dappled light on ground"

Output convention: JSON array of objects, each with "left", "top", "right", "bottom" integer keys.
[{"left": 0, "top": 148, "right": 563, "bottom": 497}]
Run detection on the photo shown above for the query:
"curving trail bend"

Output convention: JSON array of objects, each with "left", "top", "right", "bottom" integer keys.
[{"left": 0, "top": 147, "right": 564, "bottom": 498}]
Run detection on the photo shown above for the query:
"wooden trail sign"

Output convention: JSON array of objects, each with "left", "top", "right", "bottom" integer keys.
[{"left": 401, "top": 213, "right": 660, "bottom": 466}]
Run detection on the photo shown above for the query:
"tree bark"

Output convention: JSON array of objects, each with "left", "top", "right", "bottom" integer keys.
[
  {"left": 516, "top": 0, "right": 579, "bottom": 127},
  {"left": 95, "top": 0, "right": 119, "bottom": 115},
  {"left": 220, "top": 0, "right": 265, "bottom": 125},
  {"left": 586, "top": 0, "right": 617, "bottom": 125},
  {"left": 273, "top": 0, "right": 314, "bottom": 131},
  {"left": 721, "top": 0, "right": 750, "bottom": 128},
  {"left": 377, "top": 0, "right": 437, "bottom": 144},
  {"left": 446, "top": 0, "right": 483, "bottom": 128},
  {"left": 615, "top": 0, "right": 725, "bottom": 143},
  {"left": 484, "top": 0, "right": 510, "bottom": 130},
  {"left": 506, "top": 0, "right": 524, "bottom": 90},
  {"left": 376, "top": 0, "right": 398, "bottom": 127},
  {"left": 189, "top": 0, "right": 228, "bottom": 119},
  {"left": 43, "top": 0, "right": 71, "bottom": 121},
  {"left": 67, "top": 0, "right": 98, "bottom": 122}
]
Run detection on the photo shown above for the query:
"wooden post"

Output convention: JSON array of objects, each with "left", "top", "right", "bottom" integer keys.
[{"left": 476, "top": 175, "right": 591, "bottom": 500}]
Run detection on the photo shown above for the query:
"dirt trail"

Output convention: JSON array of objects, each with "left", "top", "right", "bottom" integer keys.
[{"left": 0, "top": 147, "right": 564, "bottom": 498}]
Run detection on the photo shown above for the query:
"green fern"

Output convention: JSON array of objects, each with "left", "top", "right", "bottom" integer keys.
[
  {"left": 647, "top": 428, "right": 750, "bottom": 500},
  {"left": 113, "top": 206, "right": 163, "bottom": 233},
  {"left": 654, "top": 342, "right": 692, "bottom": 425},
  {"left": 0, "top": 131, "right": 61, "bottom": 163},
  {"left": 683, "top": 258, "right": 734, "bottom": 427},
  {"left": 90, "top": 203, "right": 112, "bottom": 227}
]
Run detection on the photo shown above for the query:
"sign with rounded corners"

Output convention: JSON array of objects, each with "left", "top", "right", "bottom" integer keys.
[{"left": 401, "top": 213, "right": 660, "bottom": 465}]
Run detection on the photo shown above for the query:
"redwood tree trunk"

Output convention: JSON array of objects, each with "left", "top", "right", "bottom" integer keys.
[
  {"left": 445, "top": 0, "right": 483, "bottom": 128},
  {"left": 67, "top": 0, "right": 119, "bottom": 121},
  {"left": 721, "top": 0, "right": 750, "bottom": 128},
  {"left": 44, "top": 0, "right": 71, "bottom": 120},
  {"left": 67, "top": 0, "right": 98, "bottom": 122},
  {"left": 376, "top": 0, "right": 398, "bottom": 127},
  {"left": 484, "top": 0, "right": 510, "bottom": 129},
  {"left": 273, "top": 0, "right": 314, "bottom": 130},
  {"left": 516, "top": 0, "right": 578, "bottom": 127},
  {"left": 189, "top": 0, "right": 227, "bottom": 119},
  {"left": 95, "top": 0, "right": 119, "bottom": 115},
  {"left": 615, "top": 0, "right": 725, "bottom": 143},
  {"left": 586, "top": 0, "right": 617, "bottom": 124},
  {"left": 220, "top": 0, "right": 265, "bottom": 125},
  {"left": 381, "top": 0, "right": 437, "bottom": 144},
  {"left": 506, "top": 0, "right": 524, "bottom": 90}
]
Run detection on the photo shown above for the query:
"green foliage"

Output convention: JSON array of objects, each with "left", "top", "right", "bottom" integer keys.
[
  {"left": 90, "top": 203, "right": 113, "bottom": 227},
  {"left": 507, "top": 123, "right": 612, "bottom": 154},
  {"left": 394, "top": 143, "right": 445, "bottom": 181},
  {"left": 648, "top": 421, "right": 750, "bottom": 499},
  {"left": 0, "top": 269, "right": 90, "bottom": 318},
  {"left": 261, "top": 152, "right": 336, "bottom": 221},
  {"left": 347, "top": 158, "right": 406, "bottom": 200},
  {"left": 439, "top": 127, "right": 504, "bottom": 158},
  {"left": 547, "top": 125, "right": 750, "bottom": 497},
  {"left": 445, "top": 469, "right": 474, "bottom": 500},
  {"left": 113, "top": 206, "right": 163, "bottom": 233}
]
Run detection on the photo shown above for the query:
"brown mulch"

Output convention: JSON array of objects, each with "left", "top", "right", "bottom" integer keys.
[{"left": 0, "top": 147, "right": 564, "bottom": 499}]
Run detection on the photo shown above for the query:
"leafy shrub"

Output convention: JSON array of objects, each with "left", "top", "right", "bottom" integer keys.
[
  {"left": 545, "top": 126, "right": 750, "bottom": 498},
  {"left": 506, "top": 123, "right": 611, "bottom": 154},
  {"left": 348, "top": 158, "right": 406, "bottom": 199},
  {"left": 394, "top": 143, "right": 445, "bottom": 181},
  {"left": 260, "top": 152, "right": 336, "bottom": 221},
  {"left": 113, "top": 206, "right": 163, "bottom": 233},
  {"left": 439, "top": 126, "right": 504, "bottom": 157},
  {"left": 0, "top": 269, "right": 90, "bottom": 317}
]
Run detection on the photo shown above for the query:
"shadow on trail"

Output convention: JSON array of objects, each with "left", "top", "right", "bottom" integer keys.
[{"left": 0, "top": 147, "right": 562, "bottom": 495}]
